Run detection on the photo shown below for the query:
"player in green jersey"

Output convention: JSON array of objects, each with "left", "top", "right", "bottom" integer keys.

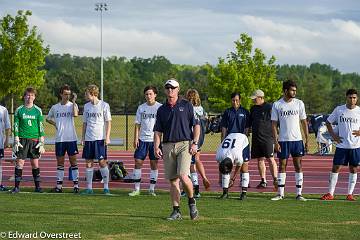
[{"left": 11, "top": 87, "right": 45, "bottom": 193}]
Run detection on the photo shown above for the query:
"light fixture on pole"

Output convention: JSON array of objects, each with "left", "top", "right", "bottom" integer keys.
[{"left": 95, "top": 2, "right": 108, "bottom": 100}]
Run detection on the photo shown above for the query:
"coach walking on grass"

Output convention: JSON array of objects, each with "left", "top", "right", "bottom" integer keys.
[{"left": 154, "top": 78, "right": 200, "bottom": 220}]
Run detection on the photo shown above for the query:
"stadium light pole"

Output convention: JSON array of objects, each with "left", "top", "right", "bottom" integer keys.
[{"left": 95, "top": 3, "right": 108, "bottom": 100}]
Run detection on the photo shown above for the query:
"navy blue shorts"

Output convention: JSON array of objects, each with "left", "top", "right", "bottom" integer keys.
[
  {"left": 134, "top": 140, "right": 157, "bottom": 160},
  {"left": 333, "top": 147, "right": 360, "bottom": 167},
  {"left": 277, "top": 141, "right": 305, "bottom": 159},
  {"left": 82, "top": 140, "right": 107, "bottom": 160},
  {"left": 0, "top": 149, "right": 3, "bottom": 158},
  {"left": 55, "top": 141, "right": 78, "bottom": 157}
]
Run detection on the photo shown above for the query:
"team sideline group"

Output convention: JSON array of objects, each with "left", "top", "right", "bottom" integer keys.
[{"left": 0, "top": 79, "right": 359, "bottom": 221}]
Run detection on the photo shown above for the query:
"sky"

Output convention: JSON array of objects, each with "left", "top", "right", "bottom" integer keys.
[{"left": 1, "top": 0, "right": 360, "bottom": 73}]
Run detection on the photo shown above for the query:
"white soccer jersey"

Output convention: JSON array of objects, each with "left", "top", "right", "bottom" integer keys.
[
  {"left": 47, "top": 102, "right": 78, "bottom": 142},
  {"left": 193, "top": 106, "right": 205, "bottom": 119},
  {"left": 83, "top": 100, "right": 112, "bottom": 141},
  {"left": 271, "top": 98, "right": 307, "bottom": 141},
  {"left": 216, "top": 133, "right": 250, "bottom": 166},
  {"left": 327, "top": 105, "right": 360, "bottom": 149},
  {"left": 0, "top": 105, "right": 10, "bottom": 149},
  {"left": 135, "top": 101, "right": 162, "bottom": 142}
]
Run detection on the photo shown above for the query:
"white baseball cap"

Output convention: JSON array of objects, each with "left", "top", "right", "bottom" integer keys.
[
  {"left": 250, "top": 89, "right": 265, "bottom": 99},
  {"left": 164, "top": 78, "right": 179, "bottom": 88}
]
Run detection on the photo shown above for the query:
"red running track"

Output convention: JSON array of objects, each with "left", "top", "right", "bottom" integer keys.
[{"left": 1, "top": 150, "right": 359, "bottom": 195}]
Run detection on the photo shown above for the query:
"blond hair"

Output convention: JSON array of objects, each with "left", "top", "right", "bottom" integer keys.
[
  {"left": 86, "top": 84, "right": 99, "bottom": 97},
  {"left": 186, "top": 89, "right": 201, "bottom": 106}
]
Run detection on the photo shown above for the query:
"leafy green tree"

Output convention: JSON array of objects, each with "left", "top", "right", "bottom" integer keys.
[
  {"left": 0, "top": 10, "right": 49, "bottom": 112},
  {"left": 207, "top": 33, "right": 281, "bottom": 111}
]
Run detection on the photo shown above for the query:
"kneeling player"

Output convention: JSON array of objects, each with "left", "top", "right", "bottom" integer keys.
[
  {"left": 47, "top": 85, "right": 80, "bottom": 193},
  {"left": 216, "top": 132, "right": 250, "bottom": 200},
  {"left": 82, "top": 85, "right": 112, "bottom": 195}
]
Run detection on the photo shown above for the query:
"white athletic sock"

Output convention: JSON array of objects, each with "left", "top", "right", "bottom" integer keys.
[
  {"left": 100, "top": 166, "right": 109, "bottom": 190},
  {"left": 278, "top": 173, "right": 286, "bottom": 196},
  {"left": 149, "top": 169, "right": 158, "bottom": 191},
  {"left": 329, "top": 172, "right": 339, "bottom": 195},
  {"left": 86, "top": 168, "right": 94, "bottom": 190},
  {"left": 347, "top": 173, "right": 357, "bottom": 195},
  {"left": 71, "top": 166, "right": 79, "bottom": 187},
  {"left": 295, "top": 172, "right": 304, "bottom": 196},
  {"left": 222, "top": 174, "right": 230, "bottom": 188},
  {"left": 133, "top": 169, "right": 141, "bottom": 191},
  {"left": 56, "top": 165, "right": 65, "bottom": 189},
  {"left": 191, "top": 172, "right": 199, "bottom": 186},
  {"left": 241, "top": 172, "right": 250, "bottom": 190}
]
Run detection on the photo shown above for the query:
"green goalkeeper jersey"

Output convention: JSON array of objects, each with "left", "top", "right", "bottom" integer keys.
[{"left": 14, "top": 105, "right": 45, "bottom": 139}]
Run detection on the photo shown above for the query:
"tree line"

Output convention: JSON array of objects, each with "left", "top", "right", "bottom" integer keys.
[
  {"left": 1, "top": 53, "right": 359, "bottom": 115},
  {"left": 1, "top": 11, "right": 359, "bottom": 115}
]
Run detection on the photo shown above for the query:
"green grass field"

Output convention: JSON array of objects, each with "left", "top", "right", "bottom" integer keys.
[{"left": 0, "top": 189, "right": 359, "bottom": 240}]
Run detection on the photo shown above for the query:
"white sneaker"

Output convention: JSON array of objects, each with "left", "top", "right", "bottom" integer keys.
[
  {"left": 128, "top": 190, "right": 140, "bottom": 197},
  {"left": 271, "top": 195, "right": 284, "bottom": 201},
  {"left": 296, "top": 195, "right": 307, "bottom": 201},
  {"left": 148, "top": 190, "right": 156, "bottom": 196}
]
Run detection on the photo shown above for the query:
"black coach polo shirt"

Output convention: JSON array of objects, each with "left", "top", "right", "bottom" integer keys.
[
  {"left": 220, "top": 106, "right": 250, "bottom": 134},
  {"left": 154, "top": 98, "right": 198, "bottom": 143}
]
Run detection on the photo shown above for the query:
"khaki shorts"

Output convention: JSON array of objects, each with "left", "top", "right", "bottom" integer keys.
[{"left": 162, "top": 141, "right": 191, "bottom": 180}]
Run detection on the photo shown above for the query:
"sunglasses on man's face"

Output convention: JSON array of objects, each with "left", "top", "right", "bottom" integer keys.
[{"left": 165, "top": 86, "right": 177, "bottom": 90}]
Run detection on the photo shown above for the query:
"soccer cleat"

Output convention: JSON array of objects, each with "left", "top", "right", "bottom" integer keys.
[
  {"left": 51, "top": 187, "right": 63, "bottom": 193},
  {"left": 189, "top": 203, "right": 199, "bottom": 220},
  {"left": 218, "top": 193, "right": 229, "bottom": 199},
  {"left": 73, "top": 187, "right": 80, "bottom": 194},
  {"left": 346, "top": 194, "right": 356, "bottom": 201},
  {"left": 103, "top": 189, "right": 111, "bottom": 195},
  {"left": 167, "top": 210, "right": 182, "bottom": 221},
  {"left": 81, "top": 189, "right": 94, "bottom": 195},
  {"left": 271, "top": 195, "right": 284, "bottom": 201},
  {"left": 194, "top": 192, "right": 201, "bottom": 198},
  {"left": 148, "top": 190, "right": 157, "bottom": 196},
  {"left": 128, "top": 190, "right": 140, "bottom": 197},
  {"left": 11, "top": 187, "right": 20, "bottom": 194},
  {"left": 296, "top": 195, "right": 307, "bottom": 201},
  {"left": 180, "top": 191, "right": 187, "bottom": 197},
  {"left": 239, "top": 192, "right": 247, "bottom": 200},
  {"left": 34, "top": 187, "right": 43, "bottom": 193},
  {"left": 320, "top": 193, "right": 334, "bottom": 200},
  {"left": 0, "top": 185, "right": 8, "bottom": 191},
  {"left": 256, "top": 181, "right": 267, "bottom": 189}
]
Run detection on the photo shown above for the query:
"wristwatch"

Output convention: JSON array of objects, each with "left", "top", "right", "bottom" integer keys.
[{"left": 192, "top": 140, "right": 198, "bottom": 145}]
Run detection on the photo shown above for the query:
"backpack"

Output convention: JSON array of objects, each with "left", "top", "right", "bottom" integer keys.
[{"left": 108, "top": 161, "right": 128, "bottom": 181}]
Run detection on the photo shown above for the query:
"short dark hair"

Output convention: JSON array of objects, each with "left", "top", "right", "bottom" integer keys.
[
  {"left": 144, "top": 85, "right": 158, "bottom": 95},
  {"left": 283, "top": 80, "right": 297, "bottom": 91},
  {"left": 23, "top": 87, "right": 36, "bottom": 96},
  {"left": 346, "top": 89, "right": 357, "bottom": 96},
  {"left": 219, "top": 157, "right": 233, "bottom": 174},
  {"left": 231, "top": 92, "right": 241, "bottom": 99},
  {"left": 59, "top": 84, "right": 71, "bottom": 94}
]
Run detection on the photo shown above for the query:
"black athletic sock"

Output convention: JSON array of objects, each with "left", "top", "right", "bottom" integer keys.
[
  {"left": 194, "top": 185, "right": 200, "bottom": 195},
  {"left": 32, "top": 168, "right": 41, "bottom": 188},
  {"left": 188, "top": 197, "right": 196, "bottom": 205},
  {"left": 173, "top": 206, "right": 180, "bottom": 212},
  {"left": 15, "top": 167, "right": 23, "bottom": 188},
  {"left": 223, "top": 187, "right": 228, "bottom": 194}
]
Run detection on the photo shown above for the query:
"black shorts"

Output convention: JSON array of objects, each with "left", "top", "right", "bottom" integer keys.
[
  {"left": 251, "top": 139, "right": 274, "bottom": 159},
  {"left": 15, "top": 138, "right": 41, "bottom": 160}
]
